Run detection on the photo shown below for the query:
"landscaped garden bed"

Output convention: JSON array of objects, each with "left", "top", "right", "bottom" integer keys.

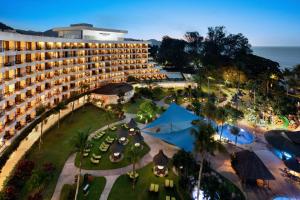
[
  {"left": 108, "top": 162, "right": 190, "bottom": 200},
  {"left": 1, "top": 104, "right": 118, "bottom": 200},
  {"left": 74, "top": 125, "right": 150, "bottom": 170},
  {"left": 60, "top": 176, "right": 106, "bottom": 200}
]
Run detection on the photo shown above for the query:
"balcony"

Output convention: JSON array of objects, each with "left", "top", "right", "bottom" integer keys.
[
  {"left": 4, "top": 62, "right": 14, "bottom": 67},
  {"left": 5, "top": 104, "right": 15, "bottom": 111},
  {"left": 15, "top": 99, "right": 25, "bottom": 105}
]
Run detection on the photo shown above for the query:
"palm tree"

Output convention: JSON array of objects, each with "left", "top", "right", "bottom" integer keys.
[
  {"left": 215, "top": 107, "right": 228, "bottom": 141},
  {"left": 36, "top": 105, "right": 47, "bottom": 150},
  {"left": 70, "top": 92, "right": 79, "bottom": 118},
  {"left": 202, "top": 101, "right": 217, "bottom": 124},
  {"left": 54, "top": 101, "right": 66, "bottom": 129},
  {"left": 128, "top": 145, "right": 142, "bottom": 191},
  {"left": 230, "top": 126, "right": 240, "bottom": 145},
  {"left": 191, "top": 121, "right": 223, "bottom": 200},
  {"left": 106, "top": 110, "right": 115, "bottom": 128},
  {"left": 72, "top": 129, "right": 90, "bottom": 200}
]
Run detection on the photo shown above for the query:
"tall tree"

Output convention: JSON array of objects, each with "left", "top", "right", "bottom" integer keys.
[
  {"left": 230, "top": 126, "right": 240, "bottom": 145},
  {"left": 128, "top": 145, "right": 142, "bottom": 191},
  {"left": 157, "top": 36, "right": 188, "bottom": 69},
  {"left": 185, "top": 32, "right": 204, "bottom": 69},
  {"left": 215, "top": 107, "right": 228, "bottom": 141},
  {"left": 72, "top": 129, "right": 90, "bottom": 200},
  {"left": 191, "top": 121, "right": 223, "bottom": 200},
  {"left": 53, "top": 101, "right": 66, "bottom": 129},
  {"left": 36, "top": 105, "right": 47, "bottom": 150}
]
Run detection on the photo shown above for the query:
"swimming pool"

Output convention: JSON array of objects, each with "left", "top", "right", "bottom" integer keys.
[{"left": 217, "top": 124, "right": 255, "bottom": 144}]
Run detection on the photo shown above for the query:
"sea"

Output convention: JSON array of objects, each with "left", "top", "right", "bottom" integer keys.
[{"left": 252, "top": 47, "right": 300, "bottom": 69}]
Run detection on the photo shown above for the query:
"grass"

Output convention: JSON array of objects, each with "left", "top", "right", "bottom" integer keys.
[
  {"left": 123, "top": 98, "right": 151, "bottom": 114},
  {"left": 22, "top": 104, "right": 118, "bottom": 200},
  {"left": 108, "top": 163, "right": 190, "bottom": 200},
  {"left": 60, "top": 176, "right": 106, "bottom": 200},
  {"left": 75, "top": 126, "right": 150, "bottom": 170}
]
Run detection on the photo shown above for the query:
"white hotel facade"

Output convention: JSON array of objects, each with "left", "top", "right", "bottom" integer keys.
[{"left": 0, "top": 23, "right": 164, "bottom": 147}]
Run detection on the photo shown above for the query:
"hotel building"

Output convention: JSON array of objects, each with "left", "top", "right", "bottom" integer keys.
[{"left": 0, "top": 23, "right": 164, "bottom": 147}]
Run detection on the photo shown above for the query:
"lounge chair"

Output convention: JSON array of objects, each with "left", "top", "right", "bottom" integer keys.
[
  {"left": 110, "top": 126, "right": 117, "bottom": 131},
  {"left": 171, "top": 197, "right": 176, "bottom": 200},
  {"left": 83, "top": 152, "right": 89, "bottom": 157},
  {"left": 166, "top": 196, "right": 170, "bottom": 200},
  {"left": 154, "top": 184, "right": 159, "bottom": 192},
  {"left": 84, "top": 148, "right": 91, "bottom": 153},
  {"left": 165, "top": 179, "right": 170, "bottom": 187},
  {"left": 149, "top": 183, "right": 155, "bottom": 192},
  {"left": 90, "top": 157, "right": 99, "bottom": 164},
  {"left": 92, "top": 154, "right": 101, "bottom": 159},
  {"left": 169, "top": 180, "right": 174, "bottom": 188},
  {"left": 105, "top": 137, "right": 115, "bottom": 144}
]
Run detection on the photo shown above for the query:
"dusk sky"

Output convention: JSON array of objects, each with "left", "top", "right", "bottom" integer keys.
[{"left": 1, "top": 0, "right": 300, "bottom": 46}]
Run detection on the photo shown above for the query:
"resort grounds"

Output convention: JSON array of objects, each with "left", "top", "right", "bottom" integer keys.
[{"left": 0, "top": 81, "right": 299, "bottom": 200}]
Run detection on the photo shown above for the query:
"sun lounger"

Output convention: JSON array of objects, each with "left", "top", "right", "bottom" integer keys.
[
  {"left": 166, "top": 196, "right": 170, "bottom": 200},
  {"left": 169, "top": 180, "right": 174, "bottom": 188},
  {"left": 83, "top": 152, "right": 89, "bottom": 157},
  {"left": 92, "top": 154, "right": 101, "bottom": 159},
  {"left": 154, "top": 184, "right": 159, "bottom": 192},
  {"left": 165, "top": 179, "right": 170, "bottom": 187},
  {"left": 90, "top": 157, "right": 99, "bottom": 164},
  {"left": 84, "top": 148, "right": 91, "bottom": 153},
  {"left": 171, "top": 197, "right": 176, "bottom": 200},
  {"left": 149, "top": 183, "right": 155, "bottom": 192},
  {"left": 110, "top": 126, "right": 117, "bottom": 131}
]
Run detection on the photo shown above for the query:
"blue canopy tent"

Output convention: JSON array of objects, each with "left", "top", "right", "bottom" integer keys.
[{"left": 142, "top": 103, "right": 200, "bottom": 152}]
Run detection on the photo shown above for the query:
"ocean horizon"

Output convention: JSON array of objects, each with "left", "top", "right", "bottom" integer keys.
[{"left": 252, "top": 46, "right": 300, "bottom": 69}]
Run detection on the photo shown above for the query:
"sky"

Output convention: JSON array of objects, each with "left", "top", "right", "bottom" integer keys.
[{"left": 1, "top": 0, "right": 300, "bottom": 46}]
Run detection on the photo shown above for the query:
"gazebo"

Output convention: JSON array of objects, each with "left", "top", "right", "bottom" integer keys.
[
  {"left": 110, "top": 142, "right": 124, "bottom": 162},
  {"left": 117, "top": 129, "right": 129, "bottom": 145},
  {"left": 128, "top": 118, "right": 138, "bottom": 134},
  {"left": 153, "top": 150, "right": 169, "bottom": 177},
  {"left": 231, "top": 150, "right": 275, "bottom": 187},
  {"left": 133, "top": 131, "right": 144, "bottom": 148}
]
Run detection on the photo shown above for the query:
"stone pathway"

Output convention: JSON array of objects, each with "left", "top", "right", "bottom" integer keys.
[{"left": 99, "top": 175, "right": 119, "bottom": 200}]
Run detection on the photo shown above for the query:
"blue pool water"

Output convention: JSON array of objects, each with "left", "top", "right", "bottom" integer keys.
[
  {"left": 143, "top": 103, "right": 255, "bottom": 152},
  {"left": 217, "top": 124, "right": 255, "bottom": 144}
]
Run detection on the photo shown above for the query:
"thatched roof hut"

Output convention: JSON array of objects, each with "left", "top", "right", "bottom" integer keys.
[
  {"left": 284, "top": 158, "right": 300, "bottom": 173},
  {"left": 232, "top": 150, "right": 275, "bottom": 183},
  {"left": 134, "top": 132, "right": 144, "bottom": 144},
  {"left": 265, "top": 130, "right": 300, "bottom": 157},
  {"left": 111, "top": 142, "right": 124, "bottom": 154},
  {"left": 117, "top": 129, "right": 128, "bottom": 138},
  {"left": 128, "top": 118, "right": 138, "bottom": 129},
  {"left": 153, "top": 150, "right": 169, "bottom": 167}
]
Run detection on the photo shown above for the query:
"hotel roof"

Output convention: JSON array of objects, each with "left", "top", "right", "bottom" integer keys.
[{"left": 52, "top": 23, "right": 128, "bottom": 34}]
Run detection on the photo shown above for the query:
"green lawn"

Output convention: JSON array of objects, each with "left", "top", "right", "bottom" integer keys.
[
  {"left": 60, "top": 176, "right": 106, "bottom": 200},
  {"left": 123, "top": 98, "right": 151, "bottom": 114},
  {"left": 22, "top": 104, "right": 118, "bottom": 200},
  {"left": 108, "top": 163, "right": 190, "bottom": 200},
  {"left": 75, "top": 126, "right": 150, "bottom": 170}
]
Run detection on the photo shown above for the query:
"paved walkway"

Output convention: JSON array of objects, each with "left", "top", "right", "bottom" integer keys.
[
  {"left": 51, "top": 98, "right": 300, "bottom": 200},
  {"left": 99, "top": 175, "right": 119, "bottom": 200},
  {"left": 0, "top": 97, "right": 86, "bottom": 191},
  {"left": 51, "top": 113, "right": 153, "bottom": 200}
]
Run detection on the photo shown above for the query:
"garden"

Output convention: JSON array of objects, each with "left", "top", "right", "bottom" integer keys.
[
  {"left": 0, "top": 104, "right": 119, "bottom": 200},
  {"left": 74, "top": 124, "right": 150, "bottom": 170}
]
